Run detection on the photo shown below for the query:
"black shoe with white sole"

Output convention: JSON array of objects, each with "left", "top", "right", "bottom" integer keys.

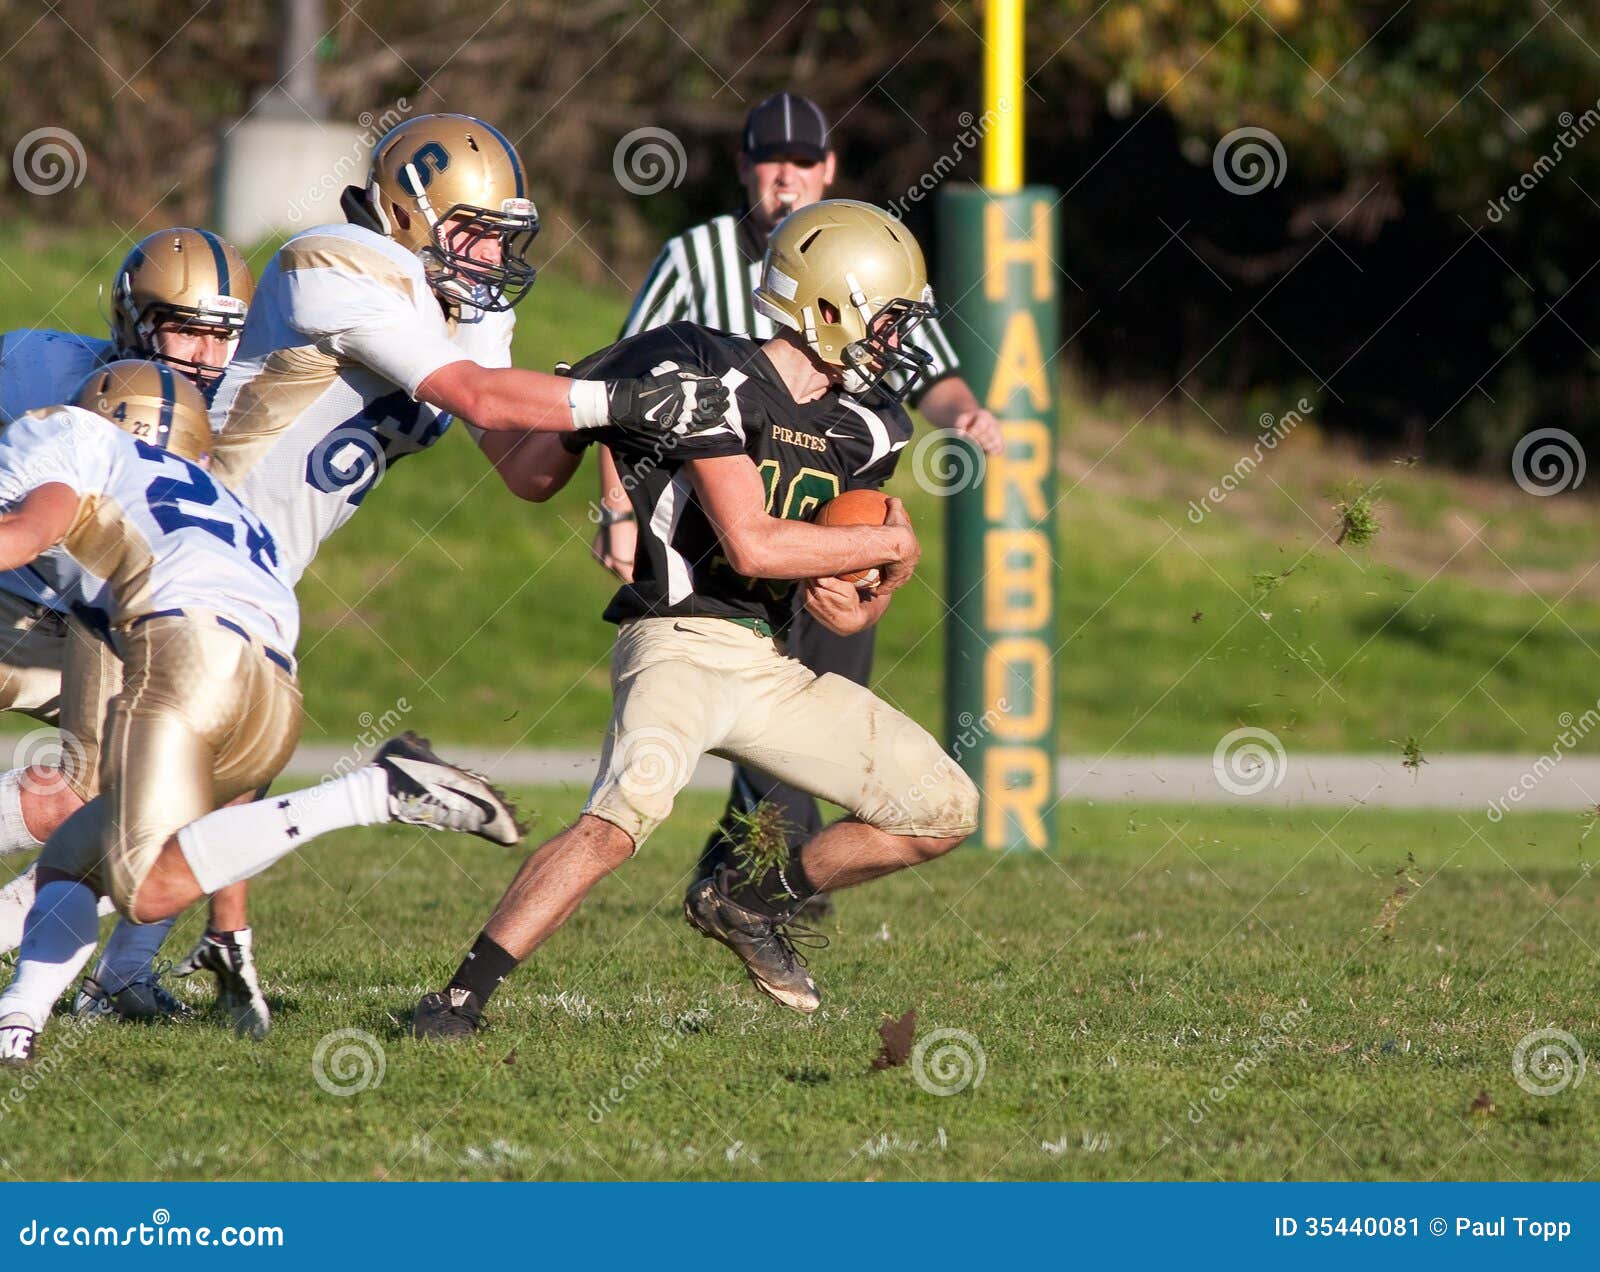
[
  {"left": 376, "top": 733, "right": 525, "bottom": 846},
  {"left": 412, "top": 987, "right": 484, "bottom": 1040},
  {"left": 73, "top": 972, "right": 193, "bottom": 1024},
  {"left": 684, "top": 866, "right": 824, "bottom": 1014}
]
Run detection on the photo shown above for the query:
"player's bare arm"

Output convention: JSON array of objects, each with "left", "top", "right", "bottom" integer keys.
[
  {"left": 416, "top": 357, "right": 728, "bottom": 436},
  {"left": 0, "top": 483, "right": 79, "bottom": 570},
  {"left": 471, "top": 428, "right": 582, "bottom": 502},
  {"left": 592, "top": 446, "right": 636, "bottom": 581},
  {"left": 915, "top": 375, "right": 1003, "bottom": 456},
  {"left": 689, "top": 453, "right": 917, "bottom": 585}
]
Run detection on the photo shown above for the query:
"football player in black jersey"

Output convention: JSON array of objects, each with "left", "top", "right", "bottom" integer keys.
[{"left": 413, "top": 201, "right": 979, "bottom": 1038}]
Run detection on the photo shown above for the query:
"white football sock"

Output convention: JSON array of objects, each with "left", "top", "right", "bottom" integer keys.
[
  {"left": 0, "top": 767, "right": 42, "bottom": 857},
  {"left": 0, "top": 865, "right": 114, "bottom": 954},
  {"left": 0, "top": 880, "right": 100, "bottom": 1032},
  {"left": 93, "top": 915, "right": 178, "bottom": 992},
  {"left": 179, "top": 767, "right": 389, "bottom": 894}
]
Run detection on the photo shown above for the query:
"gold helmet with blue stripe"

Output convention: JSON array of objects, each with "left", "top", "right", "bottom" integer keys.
[
  {"left": 111, "top": 228, "right": 253, "bottom": 388},
  {"left": 75, "top": 360, "right": 213, "bottom": 464},
  {"left": 367, "top": 112, "right": 540, "bottom": 312}
]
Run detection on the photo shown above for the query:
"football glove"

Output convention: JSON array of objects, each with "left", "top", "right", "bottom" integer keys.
[{"left": 606, "top": 363, "right": 729, "bottom": 435}]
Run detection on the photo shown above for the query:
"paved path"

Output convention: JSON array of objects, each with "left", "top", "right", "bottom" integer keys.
[{"left": 277, "top": 745, "right": 1599, "bottom": 813}]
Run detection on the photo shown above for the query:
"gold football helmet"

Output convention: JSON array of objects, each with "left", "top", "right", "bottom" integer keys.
[
  {"left": 752, "top": 199, "right": 935, "bottom": 399},
  {"left": 111, "top": 228, "right": 253, "bottom": 387},
  {"left": 74, "top": 360, "right": 213, "bottom": 464},
  {"left": 367, "top": 112, "right": 539, "bottom": 311}
]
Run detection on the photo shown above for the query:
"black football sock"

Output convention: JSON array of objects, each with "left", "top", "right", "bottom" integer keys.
[{"left": 447, "top": 932, "right": 520, "bottom": 1004}]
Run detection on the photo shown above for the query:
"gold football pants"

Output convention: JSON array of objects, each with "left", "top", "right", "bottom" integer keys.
[
  {"left": 56, "top": 619, "right": 124, "bottom": 802},
  {"left": 39, "top": 613, "right": 302, "bottom": 917}
]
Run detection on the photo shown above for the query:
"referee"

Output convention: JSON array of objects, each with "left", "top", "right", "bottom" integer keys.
[{"left": 596, "top": 91, "right": 1001, "bottom": 917}]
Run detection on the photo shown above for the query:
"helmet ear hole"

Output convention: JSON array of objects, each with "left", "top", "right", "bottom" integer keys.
[{"left": 817, "top": 297, "right": 840, "bottom": 324}]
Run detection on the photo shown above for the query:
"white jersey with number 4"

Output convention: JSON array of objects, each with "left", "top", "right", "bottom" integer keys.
[
  {"left": 208, "top": 222, "right": 514, "bottom": 585},
  {"left": 0, "top": 328, "right": 114, "bottom": 610},
  {"left": 0, "top": 406, "right": 298, "bottom": 651}
]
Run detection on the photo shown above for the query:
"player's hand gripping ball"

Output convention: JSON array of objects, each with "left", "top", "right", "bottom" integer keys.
[{"left": 814, "top": 487, "right": 891, "bottom": 589}]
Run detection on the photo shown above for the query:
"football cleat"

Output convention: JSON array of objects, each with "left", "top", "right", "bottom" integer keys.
[
  {"left": 0, "top": 1012, "right": 38, "bottom": 1067},
  {"left": 684, "top": 866, "right": 824, "bottom": 1014},
  {"left": 376, "top": 733, "right": 525, "bottom": 846},
  {"left": 174, "top": 929, "right": 270, "bottom": 1040},
  {"left": 72, "top": 973, "right": 193, "bottom": 1023},
  {"left": 412, "top": 987, "right": 484, "bottom": 1041}
]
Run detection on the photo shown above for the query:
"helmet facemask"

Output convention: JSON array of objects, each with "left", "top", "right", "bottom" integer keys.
[
  {"left": 379, "top": 181, "right": 539, "bottom": 313},
  {"left": 122, "top": 296, "right": 248, "bottom": 390},
  {"left": 836, "top": 293, "right": 935, "bottom": 400}
]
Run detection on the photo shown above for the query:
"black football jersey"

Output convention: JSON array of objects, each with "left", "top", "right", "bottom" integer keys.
[{"left": 572, "top": 322, "right": 913, "bottom": 632}]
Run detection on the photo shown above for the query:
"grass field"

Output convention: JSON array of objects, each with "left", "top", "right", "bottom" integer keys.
[
  {"left": 1, "top": 793, "right": 1594, "bottom": 1182},
  {"left": 3, "top": 222, "right": 1600, "bottom": 760}
]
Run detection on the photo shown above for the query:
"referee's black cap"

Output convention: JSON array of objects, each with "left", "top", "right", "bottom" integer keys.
[{"left": 741, "top": 92, "right": 831, "bottom": 162}]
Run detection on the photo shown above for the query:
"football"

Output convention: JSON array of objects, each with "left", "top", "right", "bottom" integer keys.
[{"left": 814, "top": 488, "right": 892, "bottom": 586}]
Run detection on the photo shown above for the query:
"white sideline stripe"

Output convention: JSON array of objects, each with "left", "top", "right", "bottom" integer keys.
[{"left": 251, "top": 746, "right": 1600, "bottom": 811}]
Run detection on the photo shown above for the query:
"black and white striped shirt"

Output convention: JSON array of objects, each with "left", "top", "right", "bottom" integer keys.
[{"left": 620, "top": 211, "right": 960, "bottom": 406}]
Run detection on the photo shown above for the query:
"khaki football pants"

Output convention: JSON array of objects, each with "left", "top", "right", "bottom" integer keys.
[
  {"left": 56, "top": 619, "right": 124, "bottom": 802},
  {"left": 0, "top": 588, "right": 69, "bottom": 724},
  {"left": 40, "top": 613, "right": 302, "bottom": 918},
  {"left": 584, "top": 617, "right": 979, "bottom": 849}
]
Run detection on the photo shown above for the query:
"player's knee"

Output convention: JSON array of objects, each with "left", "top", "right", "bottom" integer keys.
[
  {"left": 947, "top": 766, "right": 980, "bottom": 839},
  {"left": 22, "top": 768, "right": 84, "bottom": 838},
  {"left": 109, "top": 876, "right": 145, "bottom": 923},
  {"left": 870, "top": 756, "right": 980, "bottom": 840}
]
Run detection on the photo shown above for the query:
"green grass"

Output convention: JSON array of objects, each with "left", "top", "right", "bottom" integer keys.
[
  {"left": 4, "top": 218, "right": 1600, "bottom": 757},
  {"left": 1, "top": 795, "right": 1595, "bottom": 1181}
]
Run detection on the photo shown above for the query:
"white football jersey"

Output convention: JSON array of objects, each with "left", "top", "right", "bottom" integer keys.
[
  {"left": 208, "top": 222, "right": 514, "bottom": 585},
  {"left": 0, "top": 406, "right": 298, "bottom": 652},
  {"left": 0, "top": 328, "right": 114, "bottom": 610}
]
